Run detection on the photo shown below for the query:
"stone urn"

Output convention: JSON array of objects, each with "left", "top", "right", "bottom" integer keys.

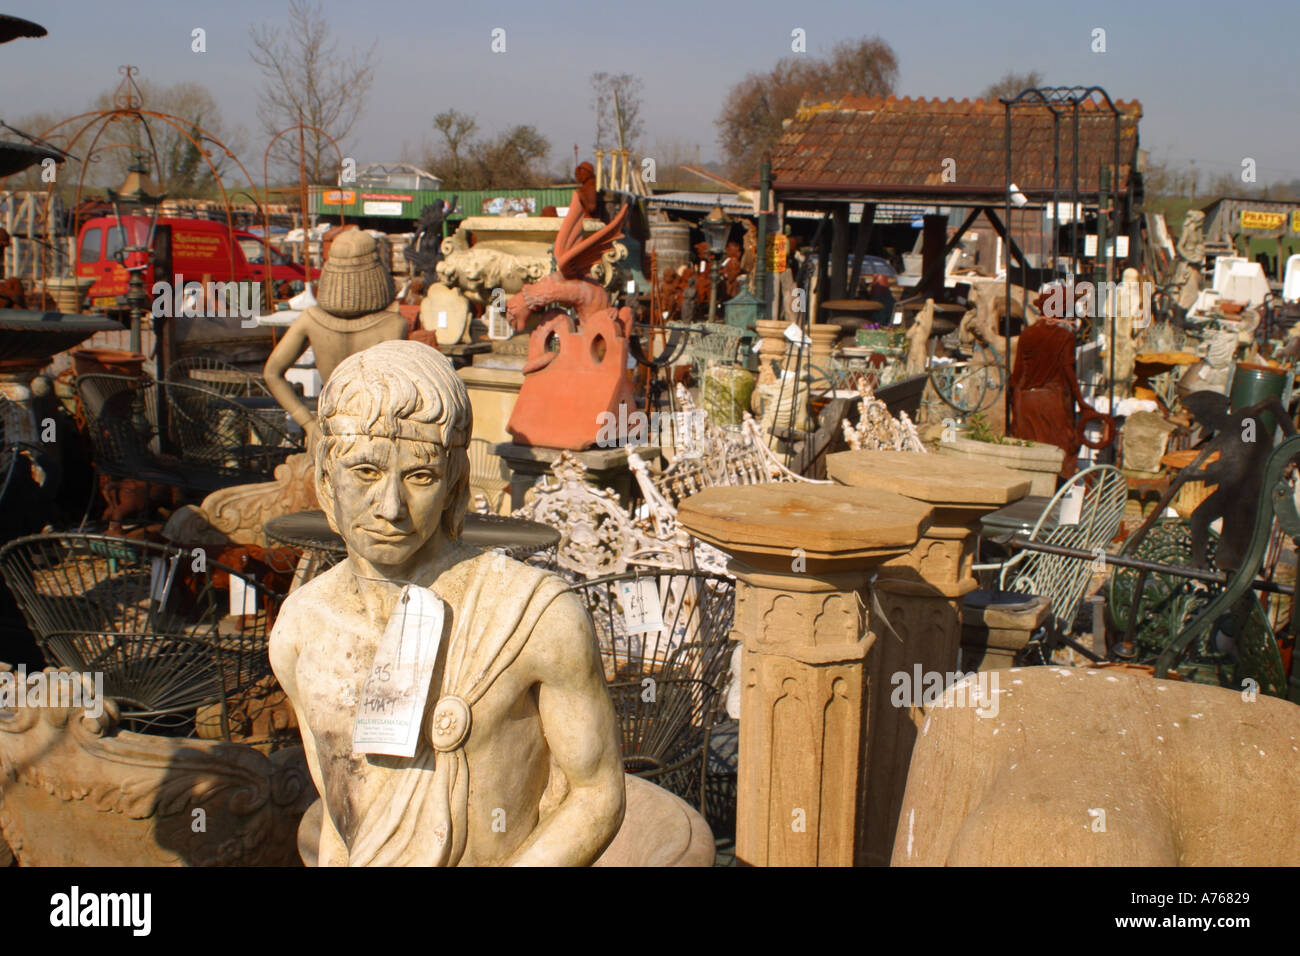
[
  {"left": 754, "top": 319, "right": 791, "bottom": 379},
  {"left": 934, "top": 436, "right": 1065, "bottom": 496},
  {"left": 806, "top": 323, "right": 841, "bottom": 388},
  {"left": 40, "top": 276, "right": 95, "bottom": 314}
]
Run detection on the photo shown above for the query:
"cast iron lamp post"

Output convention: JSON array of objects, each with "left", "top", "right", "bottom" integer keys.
[{"left": 700, "top": 202, "right": 730, "bottom": 323}]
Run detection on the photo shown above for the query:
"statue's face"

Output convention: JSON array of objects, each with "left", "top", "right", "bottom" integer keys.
[{"left": 325, "top": 434, "right": 451, "bottom": 572}]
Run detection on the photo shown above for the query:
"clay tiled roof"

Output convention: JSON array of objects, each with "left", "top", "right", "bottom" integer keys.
[{"left": 771, "top": 95, "right": 1142, "bottom": 200}]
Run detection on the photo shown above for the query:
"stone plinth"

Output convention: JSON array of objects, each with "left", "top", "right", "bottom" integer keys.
[
  {"left": 825, "top": 449, "right": 1030, "bottom": 864},
  {"left": 960, "top": 590, "right": 1050, "bottom": 671},
  {"left": 493, "top": 442, "right": 659, "bottom": 511},
  {"left": 459, "top": 365, "right": 523, "bottom": 445},
  {"left": 678, "top": 483, "right": 931, "bottom": 867}
]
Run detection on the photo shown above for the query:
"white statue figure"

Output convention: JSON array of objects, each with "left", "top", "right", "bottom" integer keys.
[{"left": 269, "top": 340, "right": 625, "bottom": 866}]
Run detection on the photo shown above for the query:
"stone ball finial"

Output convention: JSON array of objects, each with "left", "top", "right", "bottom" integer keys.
[{"left": 316, "top": 229, "right": 396, "bottom": 319}]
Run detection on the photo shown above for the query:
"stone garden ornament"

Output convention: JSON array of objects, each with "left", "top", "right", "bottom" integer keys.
[{"left": 269, "top": 340, "right": 625, "bottom": 865}]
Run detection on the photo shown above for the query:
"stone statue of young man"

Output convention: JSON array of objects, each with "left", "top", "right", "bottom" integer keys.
[{"left": 269, "top": 339, "right": 625, "bottom": 865}]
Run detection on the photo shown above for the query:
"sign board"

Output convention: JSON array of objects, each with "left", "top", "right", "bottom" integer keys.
[
  {"left": 1292, "top": 211, "right": 1300, "bottom": 234},
  {"left": 1240, "top": 209, "right": 1286, "bottom": 231},
  {"left": 321, "top": 190, "right": 356, "bottom": 205},
  {"left": 362, "top": 201, "right": 404, "bottom": 216},
  {"left": 482, "top": 196, "right": 536, "bottom": 216},
  {"left": 360, "top": 192, "right": 413, "bottom": 203},
  {"left": 765, "top": 233, "right": 788, "bottom": 273}
]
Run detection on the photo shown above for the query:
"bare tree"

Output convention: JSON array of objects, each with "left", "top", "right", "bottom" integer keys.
[
  {"left": 716, "top": 36, "right": 898, "bottom": 183},
  {"left": 590, "top": 72, "right": 644, "bottom": 153},
  {"left": 248, "top": 0, "right": 377, "bottom": 183},
  {"left": 423, "top": 113, "right": 552, "bottom": 190},
  {"left": 979, "top": 70, "right": 1045, "bottom": 102},
  {"left": 89, "top": 80, "right": 247, "bottom": 196},
  {"left": 432, "top": 109, "right": 478, "bottom": 185}
]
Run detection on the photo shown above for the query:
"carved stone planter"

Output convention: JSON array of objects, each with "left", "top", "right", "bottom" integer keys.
[
  {"left": 934, "top": 436, "right": 1065, "bottom": 496},
  {"left": 0, "top": 677, "right": 315, "bottom": 866}
]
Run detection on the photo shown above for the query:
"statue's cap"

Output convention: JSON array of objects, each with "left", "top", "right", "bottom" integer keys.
[{"left": 317, "top": 229, "right": 396, "bottom": 318}]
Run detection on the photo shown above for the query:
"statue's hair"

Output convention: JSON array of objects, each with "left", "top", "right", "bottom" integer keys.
[{"left": 315, "top": 340, "right": 473, "bottom": 538}]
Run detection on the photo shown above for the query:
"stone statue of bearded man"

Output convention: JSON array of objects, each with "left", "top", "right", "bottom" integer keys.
[{"left": 269, "top": 339, "right": 625, "bottom": 866}]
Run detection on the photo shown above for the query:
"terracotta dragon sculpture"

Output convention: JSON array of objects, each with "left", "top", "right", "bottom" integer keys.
[{"left": 504, "top": 173, "right": 637, "bottom": 450}]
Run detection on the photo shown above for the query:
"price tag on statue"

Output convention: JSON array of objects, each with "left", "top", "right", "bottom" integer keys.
[
  {"left": 618, "top": 578, "right": 664, "bottom": 636},
  {"left": 353, "top": 585, "right": 446, "bottom": 758}
]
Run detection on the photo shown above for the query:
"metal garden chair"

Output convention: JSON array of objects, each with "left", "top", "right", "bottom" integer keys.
[
  {"left": 973, "top": 464, "right": 1129, "bottom": 639},
  {"left": 162, "top": 378, "right": 300, "bottom": 482},
  {"left": 567, "top": 568, "right": 735, "bottom": 820},
  {"left": 166, "top": 356, "right": 271, "bottom": 398},
  {"left": 0, "top": 532, "right": 287, "bottom": 744}
]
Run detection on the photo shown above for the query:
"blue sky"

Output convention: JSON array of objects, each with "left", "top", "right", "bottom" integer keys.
[{"left": 4, "top": 0, "right": 1298, "bottom": 185}]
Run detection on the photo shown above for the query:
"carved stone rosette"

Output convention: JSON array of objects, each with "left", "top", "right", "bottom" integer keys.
[{"left": 0, "top": 675, "right": 316, "bottom": 866}]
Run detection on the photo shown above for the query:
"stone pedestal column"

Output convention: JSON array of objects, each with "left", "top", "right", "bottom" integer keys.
[
  {"left": 806, "top": 324, "right": 841, "bottom": 389},
  {"left": 679, "top": 483, "right": 930, "bottom": 867},
  {"left": 826, "top": 450, "right": 1030, "bottom": 864}
]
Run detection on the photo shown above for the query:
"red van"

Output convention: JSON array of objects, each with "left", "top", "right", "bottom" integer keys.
[{"left": 75, "top": 215, "right": 317, "bottom": 309}]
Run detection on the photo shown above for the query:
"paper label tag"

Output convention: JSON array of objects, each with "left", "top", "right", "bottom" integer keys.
[
  {"left": 619, "top": 579, "right": 664, "bottom": 635},
  {"left": 352, "top": 586, "right": 446, "bottom": 758},
  {"left": 1059, "top": 486, "right": 1084, "bottom": 525},
  {"left": 437, "top": 310, "right": 448, "bottom": 329}
]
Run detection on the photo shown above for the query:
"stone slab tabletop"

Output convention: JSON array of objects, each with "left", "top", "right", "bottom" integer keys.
[
  {"left": 827, "top": 450, "right": 1031, "bottom": 507},
  {"left": 678, "top": 483, "right": 931, "bottom": 565}
]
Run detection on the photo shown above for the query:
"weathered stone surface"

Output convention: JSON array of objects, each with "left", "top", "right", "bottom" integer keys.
[
  {"left": 271, "top": 340, "right": 626, "bottom": 865},
  {"left": 827, "top": 448, "right": 1032, "bottom": 864},
  {"left": 678, "top": 483, "right": 931, "bottom": 571},
  {"left": 0, "top": 686, "right": 314, "bottom": 866},
  {"left": 828, "top": 450, "right": 1030, "bottom": 507},
  {"left": 679, "top": 483, "right": 931, "bottom": 866},
  {"left": 894, "top": 666, "right": 1300, "bottom": 865}
]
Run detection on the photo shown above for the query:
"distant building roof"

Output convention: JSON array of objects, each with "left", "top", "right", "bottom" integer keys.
[
  {"left": 351, "top": 162, "right": 443, "bottom": 192},
  {"left": 770, "top": 95, "right": 1142, "bottom": 203},
  {"left": 646, "top": 191, "right": 753, "bottom": 215}
]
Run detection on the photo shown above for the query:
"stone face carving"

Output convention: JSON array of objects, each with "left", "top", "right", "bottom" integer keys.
[
  {"left": 0, "top": 675, "right": 315, "bottom": 866},
  {"left": 269, "top": 340, "right": 626, "bottom": 865},
  {"left": 894, "top": 666, "right": 1300, "bottom": 865}
]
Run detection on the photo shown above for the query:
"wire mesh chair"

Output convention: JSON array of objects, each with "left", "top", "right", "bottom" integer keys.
[
  {"left": 167, "top": 356, "right": 272, "bottom": 398},
  {"left": 568, "top": 569, "right": 735, "bottom": 816},
  {"left": 974, "top": 464, "right": 1129, "bottom": 637},
  {"left": 163, "top": 379, "right": 300, "bottom": 482},
  {"left": 468, "top": 437, "right": 509, "bottom": 514},
  {"left": 75, "top": 372, "right": 240, "bottom": 500},
  {"left": 0, "top": 532, "right": 288, "bottom": 744}
]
